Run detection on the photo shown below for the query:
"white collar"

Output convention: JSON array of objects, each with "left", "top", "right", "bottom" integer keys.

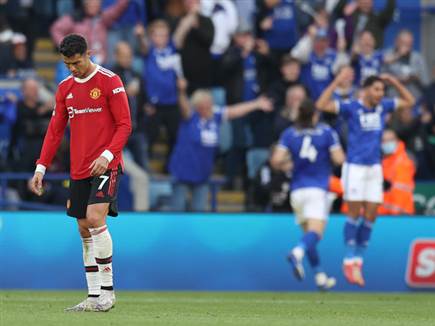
[{"left": 74, "top": 64, "right": 99, "bottom": 83}]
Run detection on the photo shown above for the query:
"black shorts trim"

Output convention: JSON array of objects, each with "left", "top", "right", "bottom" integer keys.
[{"left": 67, "top": 165, "right": 122, "bottom": 219}]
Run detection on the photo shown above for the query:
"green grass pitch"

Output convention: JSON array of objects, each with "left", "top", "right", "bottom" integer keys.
[{"left": 1, "top": 291, "right": 435, "bottom": 326}]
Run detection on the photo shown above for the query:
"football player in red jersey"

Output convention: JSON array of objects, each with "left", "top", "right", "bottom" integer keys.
[{"left": 30, "top": 34, "right": 131, "bottom": 312}]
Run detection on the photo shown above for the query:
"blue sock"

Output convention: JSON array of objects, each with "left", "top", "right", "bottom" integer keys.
[
  {"left": 344, "top": 217, "right": 359, "bottom": 259},
  {"left": 306, "top": 247, "right": 323, "bottom": 274},
  {"left": 298, "top": 231, "right": 320, "bottom": 252},
  {"left": 356, "top": 219, "right": 373, "bottom": 259}
]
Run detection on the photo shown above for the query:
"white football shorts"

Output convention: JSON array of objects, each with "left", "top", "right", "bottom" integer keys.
[
  {"left": 341, "top": 162, "right": 383, "bottom": 203},
  {"left": 290, "top": 188, "right": 329, "bottom": 225}
]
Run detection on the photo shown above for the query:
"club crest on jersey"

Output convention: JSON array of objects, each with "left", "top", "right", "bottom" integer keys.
[{"left": 90, "top": 88, "right": 101, "bottom": 100}]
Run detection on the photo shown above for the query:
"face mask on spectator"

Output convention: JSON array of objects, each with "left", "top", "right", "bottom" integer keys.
[{"left": 382, "top": 141, "right": 397, "bottom": 155}]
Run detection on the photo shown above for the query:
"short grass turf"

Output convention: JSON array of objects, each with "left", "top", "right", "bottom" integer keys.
[{"left": 1, "top": 291, "right": 435, "bottom": 326}]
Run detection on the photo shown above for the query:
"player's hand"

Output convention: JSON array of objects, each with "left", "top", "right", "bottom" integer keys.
[
  {"left": 89, "top": 157, "right": 109, "bottom": 177},
  {"left": 29, "top": 172, "right": 44, "bottom": 196},
  {"left": 380, "top": 73, "right": 398, "bottom": 85}
]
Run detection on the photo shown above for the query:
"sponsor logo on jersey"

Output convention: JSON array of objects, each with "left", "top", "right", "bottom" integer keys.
[
  {"left": 95, "top": 191, "right": 105, "bottom": 198},
  {"left": 406, "top": 239, "right": 435, "bottom": 288},
  {"left": 67, "top": 106, "right": 102, "bottom": 119},
  {"left": 66, "top": 93, "right": 73, "bottom": 99},
  {"left": 90, "top": 88, "right": 101, "bottom": 99},
  {"left": 112, "top": 86, "right": 125, "bottom": 94}
]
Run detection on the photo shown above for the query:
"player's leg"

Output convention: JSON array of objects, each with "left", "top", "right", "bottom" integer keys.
[
  {"left": 304, "top": 219, "right": 336, "bottom": 290},
  {"left": 341, "top": 163, "right": 365, "bottom": 284},
  {"left": 354, "top": 164, "right": 383, "bottom": 286},
  {"left": 288, "top": 189, "right": 306, "bottom": 280},
  {"left": 65, "top": 179, "right": 101, "bottom": 312},
  {"left": 86, "top": 203, "right": 115, "bottom": 311},
  {"left": 78, "top": 221, "right": 101, "bottom": 298},
  {"left": 86, "top": 167, "right": 122, "bottom": 311}
]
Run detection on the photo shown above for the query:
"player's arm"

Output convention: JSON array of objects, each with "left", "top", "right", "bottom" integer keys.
[
  {"left": 380, "top": 73, "right": 416, "bottom": 110},
  {"left": 92, "top": 76, "right": 132, "bottom": 176},
  {"left": 225, "top": 96, "right": 272, "bottom": 120},
  {"left": 331, "top": 147, "right": 345, "bottom": 166},
  {"left": 329, "top": 129, "right": 345, "bottom": 166},
  {"left": 315, "top": 66, "right": 354, "bottom": 113},
  {"left": 30, "top": 89, "right": 69, "bottom": 196}
]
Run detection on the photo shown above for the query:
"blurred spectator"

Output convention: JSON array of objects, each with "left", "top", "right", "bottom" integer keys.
[
  {"left": 136, "top": 19, "right": 183, "bottom": 168},
  {"left": 103, "top": 0, "right": 147, "bottom": 67},
  {"left": 174, "top": 0, "right": 214, "bottom": 93},
  {"left": 342, "top": 0, "right": 396, "bottom": 49},
  {"left": 273, "top": 84, "right": 307, "bottom": 140},
  {"left": 201, "top": 0, "right": 238, "bottom": 58},
  {"left": 169, "top": 80, "right": 272, "bottom": 211},
  {"left": 422, "top": 120, "right": 435, "bottom": 179},
  {"left": 7, "top": 33, "right": 35, "bottom": 79},
  {"left": 351, "top": 30, "right": 388, "bottom": 86},
  {"left": 256, "top": 0, "right": 299, "bottom": 55},
  {"left": 267, "top": 55, "right": 302, "bottom": 111},
  {"left": 0, "top": 14, "right": 14, "bottom": 76},
  {"left": 378, "top": 129, "right": 415, "bottom": 215},
  {"left": 0, "top": 91, "right": 17, "bottom": 170},
  {"left": 234, "top": 0, "right": 256, "bottom": 30},
  {"left": 383, "top": 30, "right": 431, "bottom": 101},
  {"left": 292, "top": 26, "right": 349, "bottom": 100},
  {"left": 111, "top": 41, "right": 148, "bottom": 170},
  {"left": 423, "top": 67, "right": 435, "bottom": 116},
  {"left": 220, "top": 24, "right": 272, "bottom": 188},
  {"left": 389, "top": 106, "right": 433, "bottom": 179},
  {"left": 50, "top": 0, "right": 129, "bottom": 65},
  {"left": 251, "top": 146, "right": 292, "bottom": 212},
  {"left": 10, "top": 78, "right": 53, "bottom": 172}
]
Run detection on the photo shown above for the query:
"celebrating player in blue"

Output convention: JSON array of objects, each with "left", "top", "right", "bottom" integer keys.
[
  {"left": 316, "top": 67, "right": 415, "bottom": 286},
  {"left": 271, "top": 99, "right": 345, "bottom": 290}
]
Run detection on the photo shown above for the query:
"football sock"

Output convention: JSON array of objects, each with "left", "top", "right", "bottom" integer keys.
[
  {"left": 344, "top": 217, "right": 359, "bottom": 260},
  {"left": 81, "top": 237, "right": 101, "bottom": 297},
  {"left": 294, "top": 231, "right": 320, "bottom": 260},
  {"left": 306, "top": 247, "right": 324, "bottom": 274},
  {"left": 89, "top": 225, "right": 113, "bottom": 291},
  {"left": 356, "top": 219, "right": 373, "bottom": 260}
]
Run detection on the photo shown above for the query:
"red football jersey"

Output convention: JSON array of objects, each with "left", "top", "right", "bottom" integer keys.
[{"left": 37, "top": 65, "right": 132, "bottom": 179}]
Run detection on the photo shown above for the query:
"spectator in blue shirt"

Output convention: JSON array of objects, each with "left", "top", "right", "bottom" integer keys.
[
  {"left": 103, "top": 0, "right": 146, "bottom": 68},
  {"left": 0, "top": 91, "right": 17, "bottom": 170},
  {"left": 292, "top": 25, "right": 349, "bottom": 100},
  {"left": 169, "top": 79, "right": 272, "bottom": 211},
  {"left": 136, "top": 19, "right": 183, "bottom": 169}
]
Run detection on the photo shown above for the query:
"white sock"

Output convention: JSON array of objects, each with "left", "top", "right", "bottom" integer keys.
[
  {"left": 81, "top": 237, "right": 101, "bottom": 297},
  {"left": 89, "top": 225, "right": 114, "bottom": 291},
  {"left": 292, "top": 246, "right": 305, "bottom": 261}
]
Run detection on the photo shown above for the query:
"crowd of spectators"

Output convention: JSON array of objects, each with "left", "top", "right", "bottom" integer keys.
[{"left": 0, "top": 0, "right": 434, "bottom": 212}]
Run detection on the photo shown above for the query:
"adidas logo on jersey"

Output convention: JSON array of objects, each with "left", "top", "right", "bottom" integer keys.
[{"left": 66, "top": 93, "right": 73, "bottom": 99}]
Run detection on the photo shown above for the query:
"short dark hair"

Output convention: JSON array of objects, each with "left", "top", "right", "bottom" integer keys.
[
  {"left": 59, "top": 34, "right": 87, "bottom": 57},
  {"left": 296, "top": 98, "right": 316, "bottom": 129},
  {"left": 362, "top": 75, "right": 384, "bottom": 88},
  {"left": 281, "top": 54, "right": 300, "bottom": 67}
]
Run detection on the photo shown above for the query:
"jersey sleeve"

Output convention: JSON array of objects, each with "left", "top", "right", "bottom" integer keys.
[
  {"left": 36, "top": 88, "right": 69, "bottom": 169},
  {"left": 326, "top": 127, "right": 341, "bottom": 151},
  {"left": 335, "top": 99, "right": 352, "bottom": 119},
  {"left": 103, "top": 75, "right": 132, "bottom": 161},
  {"left": 214, "top": 105, "right": 226, "bottom": 125},
  {"left": 381, "top": 98, "right": 399, "bottom": 113}
]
